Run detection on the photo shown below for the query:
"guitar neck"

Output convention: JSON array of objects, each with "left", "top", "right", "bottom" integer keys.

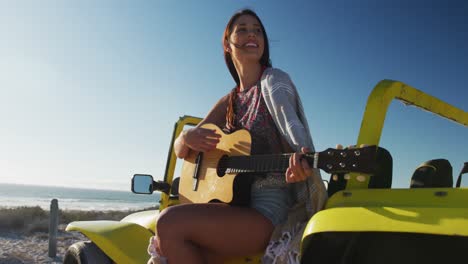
[
  {"left": 218, "top": 145, "right": 377, "bottom": 175},
  {"left": 222, "top": 153, "right": 316, "bottom": 174}
]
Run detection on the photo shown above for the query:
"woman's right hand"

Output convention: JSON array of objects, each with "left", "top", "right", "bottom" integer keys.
[{"left": 182, "top": 127, "right": 221, "bottom": 153}]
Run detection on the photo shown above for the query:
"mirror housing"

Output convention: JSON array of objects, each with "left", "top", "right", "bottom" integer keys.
[
  {"left": 132, "top": 174, "right": 172, "bottom": 194},
  {"left": 132, "top": 174, "right": 154, "bottom": 194}
]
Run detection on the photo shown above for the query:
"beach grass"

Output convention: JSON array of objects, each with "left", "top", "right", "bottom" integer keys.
[{"left": 0, "top": 205, "right": 159, "bottom": 234}]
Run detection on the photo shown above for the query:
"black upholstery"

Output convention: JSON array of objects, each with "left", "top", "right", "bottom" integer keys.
[{"left": 410, "top": 159, "right": 453, "bottom": 188}]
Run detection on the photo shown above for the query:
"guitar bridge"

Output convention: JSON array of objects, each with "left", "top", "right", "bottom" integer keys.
[{"left": 192, "top": 152, "right": 203, "bottom": 191}]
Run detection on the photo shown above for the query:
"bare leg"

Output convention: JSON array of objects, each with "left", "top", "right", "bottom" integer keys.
[{"left": 156, "top": 203, "right": 273, "bottom": 264}]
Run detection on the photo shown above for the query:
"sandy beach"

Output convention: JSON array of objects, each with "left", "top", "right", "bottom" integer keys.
[
  {"left": 0, "top": 206, "right": 153, "bottom": 264},
  {"left": 0, "top": 225, "right": 87, "bottom": 264}
]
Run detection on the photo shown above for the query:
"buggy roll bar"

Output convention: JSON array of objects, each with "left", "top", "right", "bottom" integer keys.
[
  {"left": 160, "top": 115, "right": 202, "bottom": 210},
  {"left": 347, "top": 80, "right": 468, "bottom": 189}
]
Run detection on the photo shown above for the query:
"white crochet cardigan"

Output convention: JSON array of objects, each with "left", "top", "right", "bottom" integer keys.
[{"left": 260, "top": 68, "right": 328, "bottom": 263}]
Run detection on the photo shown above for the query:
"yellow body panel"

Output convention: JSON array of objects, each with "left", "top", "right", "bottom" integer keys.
[
  {"left": 326, "top": 188, "right": 468, "bottom": 209},
  {"left": 121, "top": 210, "right": 159, "bottom": 232},
  {"left": 66, "top": 220, "right": 153, "bottom": 264},
  {"left": 305, "top": 207, "right": 468, "bottom": 236},
  {"left": 301, "top": 188, "right": 468, "bottom": 246},
  {"left": 319, "top": 188, "right": 468, "bottom": 234},
  {"left": 301, "top": 187, "right": 468, "bottom": 255}
]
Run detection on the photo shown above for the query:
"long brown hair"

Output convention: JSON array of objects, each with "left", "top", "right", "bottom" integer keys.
[{"left": 223, "top": 9, "right": 272, "bottom": 130}]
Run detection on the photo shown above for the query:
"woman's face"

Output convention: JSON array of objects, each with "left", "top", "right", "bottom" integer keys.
[{"left": 227, "top": 14, "right": 265, "bottom": 65}]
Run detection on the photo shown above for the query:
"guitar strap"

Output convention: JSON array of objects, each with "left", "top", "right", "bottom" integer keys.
[{"left": 455, "top": 162, "right": 468, "bottom": 187}]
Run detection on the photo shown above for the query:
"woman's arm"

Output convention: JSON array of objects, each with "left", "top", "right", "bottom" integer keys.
[
  {"left": 262, "top": 69, "right": 313, "bottom": 152},
  {"left": 174, "top": 94, "right": 229, "bottom": 159},
  {"left": 262, "top": 68, "right": 316, "bottom": 183}
]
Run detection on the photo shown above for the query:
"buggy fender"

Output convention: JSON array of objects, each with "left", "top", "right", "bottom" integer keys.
[
  {"left": 66, "top": 210, "right": 159, "bottom": 264},
  {"left": 121, "top": 209, "right": 159, "bottom": 231},
  {"left": 301, "top": 205, "right": 468, "bottom": 254}
]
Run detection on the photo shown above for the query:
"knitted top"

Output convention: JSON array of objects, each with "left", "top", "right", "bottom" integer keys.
[
  {"left": 233, "top": 82, "right": 284, "bottom": 156},
  {"left": 227, "top": 71, "right": 289, "bottom": 189}
]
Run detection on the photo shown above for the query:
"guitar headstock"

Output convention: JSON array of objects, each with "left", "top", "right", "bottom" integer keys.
[{"left": 315, "top": 145, "right": 378, "bottom": 174}]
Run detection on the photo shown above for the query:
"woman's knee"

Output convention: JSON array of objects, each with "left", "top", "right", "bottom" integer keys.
[
  {"left": 157, "top": 204, "right": 200, "bottom": 239},
  {"left": 156, "top": 205, "right": 184, "bottom": 238}
]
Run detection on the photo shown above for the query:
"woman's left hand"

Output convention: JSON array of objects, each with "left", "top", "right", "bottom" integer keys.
[{"left": 286, "top": 147, "right": 313, "bottom": 183}]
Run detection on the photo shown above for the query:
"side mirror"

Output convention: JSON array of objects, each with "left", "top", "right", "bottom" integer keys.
[
  {"left": 132, "top": 174, "right": 154, "bottom": 194},
  {"left": 132, "top": 174, "right": 172, "bottom": 194}
]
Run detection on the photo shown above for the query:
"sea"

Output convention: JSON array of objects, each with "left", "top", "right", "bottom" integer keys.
[{"left": 0, "top": 183, "right": 161, "bottom": 211}]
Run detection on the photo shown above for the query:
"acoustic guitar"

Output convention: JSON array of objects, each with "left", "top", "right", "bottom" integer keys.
[{"left": 179, "top": 123, "right": 378, "bottom": 205}]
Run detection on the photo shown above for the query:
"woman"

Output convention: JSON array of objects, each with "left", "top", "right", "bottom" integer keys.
[{"left": 150, "top": 9, "right": 327, "bottom": 264}]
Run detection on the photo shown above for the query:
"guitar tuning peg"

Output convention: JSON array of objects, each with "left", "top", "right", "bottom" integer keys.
[
  {"left": 354, "top": 150, "right": 361, "bottom": 156},
  {"left": 340, "top": 151, "right": 347, "bottom": 157},
  {"left": 339, "top": 162, "right": 346, "bottom": 168}
]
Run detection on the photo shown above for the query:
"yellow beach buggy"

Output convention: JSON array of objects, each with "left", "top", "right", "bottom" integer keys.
[{"left": 64, "top": 80, "right": 468, "bottom": 264}]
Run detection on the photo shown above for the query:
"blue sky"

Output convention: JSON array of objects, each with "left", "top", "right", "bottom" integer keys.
[{"left": 1, "top": 0, "right": 467, "bottom": 191}]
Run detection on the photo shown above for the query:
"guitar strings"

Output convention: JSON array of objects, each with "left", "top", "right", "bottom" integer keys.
[
  {"left": 217, "top": 154, "right": 292, "bottom": 173},
  {"left": 200, "top": 152, "right": 317, "bottom": 174}
]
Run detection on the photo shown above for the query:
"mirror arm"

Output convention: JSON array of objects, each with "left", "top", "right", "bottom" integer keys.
[{"left": 153, "top": 181, "right": 171, "bottom": 194}]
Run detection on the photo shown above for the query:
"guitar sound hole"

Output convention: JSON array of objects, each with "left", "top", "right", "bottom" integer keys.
[{"left": 217, "top": 155, "right": 229, "bottom": 177}]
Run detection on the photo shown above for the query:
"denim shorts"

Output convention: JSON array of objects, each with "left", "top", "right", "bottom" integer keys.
[{"left": 250, "top": 186, "right": 293, "bottom": 226}]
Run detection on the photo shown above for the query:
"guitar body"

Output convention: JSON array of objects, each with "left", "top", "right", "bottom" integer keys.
[{"left": 179, "top": 123, "right": 253, "bottom": 205}]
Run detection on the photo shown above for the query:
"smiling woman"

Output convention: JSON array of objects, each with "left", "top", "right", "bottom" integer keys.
[{"left": 148, "top": 8, "right": 327, "bottom": 264}]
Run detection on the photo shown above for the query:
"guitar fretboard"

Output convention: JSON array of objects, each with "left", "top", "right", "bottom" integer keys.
[{"left": 218, "top": 153, "right": 314, "bottom": 174}]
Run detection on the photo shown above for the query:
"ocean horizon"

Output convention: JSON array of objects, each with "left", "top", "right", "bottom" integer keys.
[{"left": 0, "top": 183, "right": 161, "bottom": 211}]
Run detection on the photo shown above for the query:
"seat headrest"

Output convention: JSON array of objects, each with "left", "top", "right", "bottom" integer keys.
[{"left": 410, "top": 159, "right": 453, "bottom": 188}]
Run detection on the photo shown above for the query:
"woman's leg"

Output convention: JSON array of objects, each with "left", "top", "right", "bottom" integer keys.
[{"left": 156, "top": 203, "right": 273, "bottom": 264}]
